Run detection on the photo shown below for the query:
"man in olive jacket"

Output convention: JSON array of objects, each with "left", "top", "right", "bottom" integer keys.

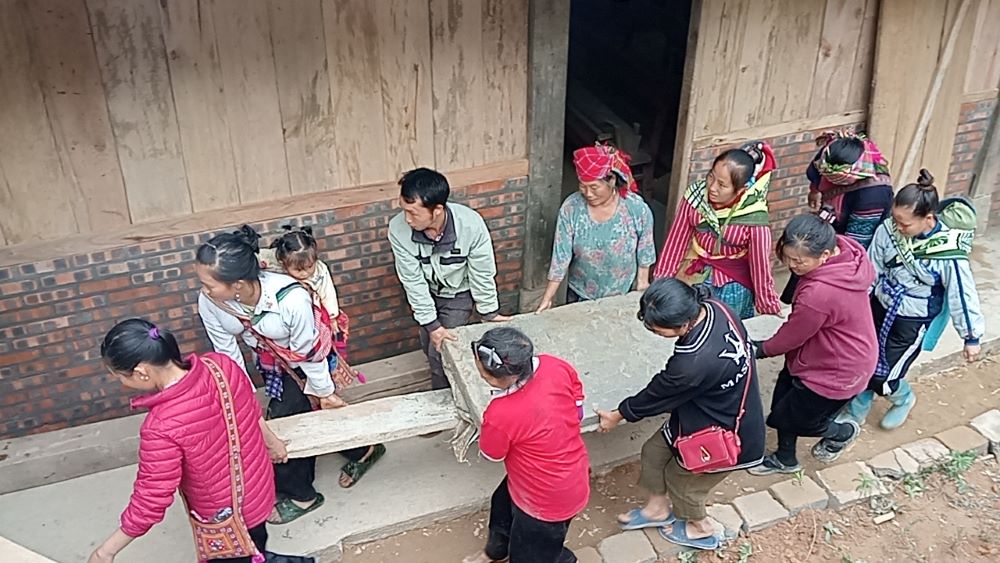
[{"left": 388, "top": 168, "right": 510, "bottom": 389}]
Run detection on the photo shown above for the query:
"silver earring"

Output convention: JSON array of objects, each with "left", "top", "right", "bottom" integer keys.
[{"left": 235, "top": 292, "right": 241, "bottom": 302}]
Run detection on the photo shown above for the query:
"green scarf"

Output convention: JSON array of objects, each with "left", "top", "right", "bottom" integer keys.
[
  {"left": 684, "top": 171, "right": 771, "bottom": 252},
  {"left": 888, "top": 198, "right": 976, "bottom": 275}
]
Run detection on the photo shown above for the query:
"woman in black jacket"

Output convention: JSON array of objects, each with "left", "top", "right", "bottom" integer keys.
[{"left": 597, "top": 278, "right": 765, "bottom": 550}]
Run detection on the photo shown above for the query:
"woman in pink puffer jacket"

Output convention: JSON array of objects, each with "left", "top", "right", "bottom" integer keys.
[{"left": 88, "top": 319, "right": 286, "bottom": 563}]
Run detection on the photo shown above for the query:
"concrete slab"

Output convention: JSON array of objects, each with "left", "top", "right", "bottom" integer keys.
[
  {"left": 934, "top": 426, "right": 990, "bottom": 456},
  {"left": 768, "top": 476, "right": 829, "bottom": 514},
  {"left": 597, "top": 531, "right": 657, "bottom": 563},
  {"left": 970, "top": 409, "right": 1000, "bottom": 453},
  {"left": 575, "top": 546, "right": 604, "bottom": 563},
  {"left": 706, "top": 503, "right": 744, "bottom": 540},
  {"left": 0, "top": 536, "right": 56, "bottom": 563},
  {"left": 815, "top": 462, "right": 885, "bottom": 508},
  {"left": 0, "top": 416, "right": 664, "bottom": 562},
  {"left": 899, "top": 438, "right": 951, "bottom": 469},
  {"left": 867, "top": 449, "right": 921, "bottom": 480},
  {"left": 732, "top": 491, "right": 789, "bottom": 532}
]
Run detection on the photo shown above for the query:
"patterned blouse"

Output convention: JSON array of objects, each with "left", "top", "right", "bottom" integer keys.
[{"left": 548, "top": 192, "right": 656, "bottom": 300}]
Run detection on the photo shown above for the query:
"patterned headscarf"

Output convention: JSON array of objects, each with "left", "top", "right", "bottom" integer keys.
[
  {"left": 814, "top": 129, "right": 890, "bottom": 186},
  {"left": 572, "top": 144, "right": 639, "bottom": 197}
]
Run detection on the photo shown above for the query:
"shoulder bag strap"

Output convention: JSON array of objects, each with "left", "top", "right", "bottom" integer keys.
[
  {"left": 201, "top": 357, "right": 247, "bottom": 513},
  {"left": 709, "top": 300, "right": 754, "bottom": 434}
]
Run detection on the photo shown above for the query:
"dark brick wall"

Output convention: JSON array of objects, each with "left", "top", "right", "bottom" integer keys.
[
  {"left": 688, "top": 122, "right": 866, "bottom": 246},
  {"left": 0, "top": 176, "right": 527, "bottom": 439},
  {"left": 947, "top": 98, "right": 997, "bottom": 197}
]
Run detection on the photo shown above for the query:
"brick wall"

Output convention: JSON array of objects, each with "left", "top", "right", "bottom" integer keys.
[
  {"left": 0, "top": 176, "right": 527, "bottom": 439},
  {"left": 688, "top": 122, "right": 867, "bottom": 244},
  {"left": 947, "top": 98, "right": 997, "bottom": 197}
]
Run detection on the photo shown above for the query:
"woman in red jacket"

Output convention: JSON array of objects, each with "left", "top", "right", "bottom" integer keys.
[
  {"left": 749, "top": 214, "right": 877, "bottom": 476},
  {"left": 88, "top": 319, "right": 286, "bottom": 563}
]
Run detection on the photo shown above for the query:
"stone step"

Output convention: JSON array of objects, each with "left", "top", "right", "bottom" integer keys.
[{"left": 0, "top": 351, "right": 430, "bottom": 495}]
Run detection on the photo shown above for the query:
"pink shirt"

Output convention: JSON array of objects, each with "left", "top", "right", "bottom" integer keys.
[{"left": 479, "top": 355, "right": 590, "bottom": 522}]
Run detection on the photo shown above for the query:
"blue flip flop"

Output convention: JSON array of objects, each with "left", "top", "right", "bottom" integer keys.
[
  {"left": 659, "top": 520, "right": 721, "bottom": 550},
  {"left": 618, "top": 508, "right": 676, "bottom": 530}
]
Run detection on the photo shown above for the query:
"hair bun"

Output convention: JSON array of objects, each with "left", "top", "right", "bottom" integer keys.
[
  {"left": 916, "top": 169, "right": 935, "bottom": 189},
  {"left": 692, "top": 283, "right": 713, "bottom": 302},
  {"left": 236, "top": 225, "right": 261, "bottom": 253},
  {"left": 301, "top": 225, "right": 314, "bottom": 236}
]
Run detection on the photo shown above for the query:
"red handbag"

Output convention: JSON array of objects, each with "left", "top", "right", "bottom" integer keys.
[{"left": 673, "top": 301, "right": 754, "bottom": 473}]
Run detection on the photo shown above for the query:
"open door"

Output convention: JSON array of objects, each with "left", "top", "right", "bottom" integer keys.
[{"left": 867, "top": 0, "right": 979, "bottom": 191}]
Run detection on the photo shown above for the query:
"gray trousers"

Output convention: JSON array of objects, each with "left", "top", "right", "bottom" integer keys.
[{"left": 418, "top": 291, "right": 474, "bottom": 390}]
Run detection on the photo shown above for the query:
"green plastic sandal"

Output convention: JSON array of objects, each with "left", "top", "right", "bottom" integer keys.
[
  {"left": 267, "top": 493, "right": 325, "bottom": 525},
  {"left": 339, "top": 444, "right": 386, "bottom": 488}
]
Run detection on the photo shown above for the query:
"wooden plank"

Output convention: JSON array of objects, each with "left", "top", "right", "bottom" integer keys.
[
  {"left": 159, "top": 0, "right": 240, "bottom": 211},
  {"left": 372, "top": 0, "right": 436, "bottom": 177},
  {"left": 87, "top": 0, "right": 191, "bottom": 223},
  {"left": 212, "top": 0, "right": 290, "bottom": 204},
  {"left": 0, "top": 2, "right": 79, "bottom": 245},
  {"left": 340, "top": 350, "right": 431, "bottom": 403},
  {"left": 268, "top": 390, "right": 457, "bottom": 458},
  {"left": 20, "top": 0, "right": 130, "bottom": 231},
  {"left": 430, "top": 0, "right": 486, "bottom": 169},
  {"left": 268, "top": 0, "right": 337, "bottom": 195},
  {"left": 0, "top": 536, "right": 57, "bottom": 563},
  {"left": 915, "top": 0, "right": 977, "bottom": 193},
  {"left": 0, "top": 158, "right": 528, "bottom": 267},
  {"left": 809, "top": 0, "right": 868, "bottom": 118},
  {"left": 692, "top": 0, "right": 749, "bottom": 137},
  {"left": 481, "top": 0, "right": 529, "bottom": 162},
  {"left": 846, "top": 0, "right": 879, "bottom": 111},
  {"left": 965, "top": 0, "right": 1000, "bottom": 95},
  {"left": 759, "top": 0, "right": 824, "bottom": 124},
  {"left": 693, "top": 109, "right": 866, "bottom": 149},
  {"left": 729, "top": 0, "right": 780, "bottom": 130},
  {"left": 322, "top": 0, "right": 391, "bottom": 186}
]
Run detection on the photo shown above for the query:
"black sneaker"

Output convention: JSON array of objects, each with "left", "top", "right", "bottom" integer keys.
[
  {"left": 747, "top": 453, "right": 801, "bottom": 476},
  {"left": 812, "top": 420, "right": 861, "bottom": 463}
]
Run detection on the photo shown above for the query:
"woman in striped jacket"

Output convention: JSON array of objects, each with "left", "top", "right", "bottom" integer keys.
[{"left": 654, "top": 143, "right": 782, "bottom": 319}]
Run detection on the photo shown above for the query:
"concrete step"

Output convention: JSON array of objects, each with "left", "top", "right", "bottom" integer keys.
[{"left": 0, "top": 351, "right": 430, "bottom": 495}]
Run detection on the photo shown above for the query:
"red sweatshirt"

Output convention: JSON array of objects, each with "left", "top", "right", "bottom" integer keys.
[{"left": 762, "top": 236, "right": 877, "bottom": 399}]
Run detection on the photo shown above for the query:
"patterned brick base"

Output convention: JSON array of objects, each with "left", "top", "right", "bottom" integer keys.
[{"left": 0, "top": 176, "right": 527, "bottom": 439}]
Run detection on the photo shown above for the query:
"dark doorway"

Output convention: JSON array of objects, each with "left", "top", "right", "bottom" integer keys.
[{"left": 563, "top": 0, "right": 693, "bottom": 236}]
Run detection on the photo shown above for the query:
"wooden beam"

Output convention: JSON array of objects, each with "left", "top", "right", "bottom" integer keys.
[
  {"left": 267, "top": 390, "right": 457, "bottom": 458},
  {"left": 0, "top": 536, "right": 56, "bottom": 563},
  {"left": 692, "top": 110, "right": 867, "bottom": 149},
  {"left": 666, "top": 0, "right": 704, "bottom": 224},
  {"left": 521, "top": 0, "right": 571, "bottom": 300},
  {"left": 0, "top": 159, "right": 528, "bottom": 268},
  {"left": 962, "top": 89, "right": 1000, "bottom": 104},
  {"left": 969, "top": 90, "right": 1000, "bottom": 231}
]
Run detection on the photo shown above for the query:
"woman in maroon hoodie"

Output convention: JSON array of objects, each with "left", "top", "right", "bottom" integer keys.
[{"left": 749, "top": 214, "right": 878, "bottom": 475}]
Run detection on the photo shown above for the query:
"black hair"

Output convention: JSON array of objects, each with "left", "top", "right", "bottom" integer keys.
[
  {"left": 195, "top": 225, "right": 261, "bottom": 283},
  {"left": 101, "top": 318, "right": 191, "bottom": 373},
  {"left": 824, "top": 137, "right": 865, "bottom": 166},
  {"left": 472, "top": 326, "right": 535, "bottom": 383},
  {"left": 894, "top": 169, "right": 939, "bottom": 218},
  {"left": 637, "top": 278, "right": 711, "bottom": 330},
  {"left": 712, "top": 149, "right": 756, "bottom": 189},
  {"left": 399, "top": 167, "right": 450, "bottom": 209},
  {"left": 776, "top": 213, "right": 837, "bottom": 259},
  {"left": 271, "top": 225, "right": 319, "bottom": 271}
]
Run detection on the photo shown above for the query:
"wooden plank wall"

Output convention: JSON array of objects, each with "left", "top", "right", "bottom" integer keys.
[
  {"left": 0, "top": 0, "right": 528, "bottom": 248},
  {"left": 868, "top": 0, "right": 984, "bottom": 191},
  {"left": 689, "top": 0, "right": 878, "bottom": 141},
  {"left": 965, "top": 0, "right": 1000, "bottom": 97}
]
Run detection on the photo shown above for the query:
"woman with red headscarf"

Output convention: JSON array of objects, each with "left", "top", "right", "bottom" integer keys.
[
  {"left": 536, "top": 143, "right": 656, "bottom": 313},
  {"left": 654, "top": 142, "right": 782, "bottom": 319}
]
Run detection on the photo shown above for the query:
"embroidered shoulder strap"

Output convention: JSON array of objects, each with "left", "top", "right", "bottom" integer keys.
[{"left": 202, "top": 357, "right": 247, "bottom": 514}]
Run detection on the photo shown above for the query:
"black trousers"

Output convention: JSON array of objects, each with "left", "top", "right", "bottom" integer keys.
[
  {"left": 212, "top": 522, "right": 268, "bottom": 562},
  {"left": 868, "top": 296, "right": 928, "bottom": 396},
  {"left": 418, "top": 292, "right": 474, "bottom": 390},
  {"left": 267, "top": 372, "right": 370, "bottom": 502},
  {"left": 485, "top": 478, "right": 576, "bottom": 563},
  {"left": 767, "top": 368, "right": 851, "bottom": 463}
]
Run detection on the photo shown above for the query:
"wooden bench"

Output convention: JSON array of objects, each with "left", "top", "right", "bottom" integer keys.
[{"left": 268, "top": 389, "right": 457, "bottom": 458}]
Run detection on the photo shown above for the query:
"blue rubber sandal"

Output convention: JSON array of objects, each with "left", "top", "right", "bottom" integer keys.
[
  {"left": 659, "top": 520, "right": 721, "bottom": 550},
  {"left": 617, "top": 508, "right": 676, "bottom": 530}
]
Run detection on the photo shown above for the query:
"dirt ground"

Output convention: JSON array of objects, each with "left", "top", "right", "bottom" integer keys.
[{"left": 341, "top": 359, "right": 1000, "bottom": 563}]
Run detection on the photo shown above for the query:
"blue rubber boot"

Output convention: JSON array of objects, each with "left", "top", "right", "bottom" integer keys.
[
  {"left": 880, "top": 380, "right": 916, "bottom": 430},
  {"left": 838, "top": 389, "right": 875, "bottom": 425}
]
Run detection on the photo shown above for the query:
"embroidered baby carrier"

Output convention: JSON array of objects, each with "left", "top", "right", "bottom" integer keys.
[
  {"left": 876, "top": 197, "right": 977, "bottom": 375},
  {"left": 211, "top": 283, "right": 362, "bottom": 399}
]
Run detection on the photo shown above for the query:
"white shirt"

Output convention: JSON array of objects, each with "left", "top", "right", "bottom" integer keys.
[{"left": 197, "top": 271, "right": 335, "bottom": 397}]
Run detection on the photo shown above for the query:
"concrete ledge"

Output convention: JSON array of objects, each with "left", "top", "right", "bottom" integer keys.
[{"left": 0, "top": 536, "right": 58, "bottom": 562}]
